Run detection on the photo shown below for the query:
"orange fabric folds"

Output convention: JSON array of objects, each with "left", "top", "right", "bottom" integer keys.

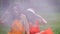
[{"left": 8, "top": 19, "right": 24, "bottom": 34}]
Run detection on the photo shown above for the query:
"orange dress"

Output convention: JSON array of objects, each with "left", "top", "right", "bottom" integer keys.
[
  {"left": 8, "top": 28, "right": 23, "bottom": 34},
  {"left": 8, "top": 19, "right": 24, "bottom": 34}
]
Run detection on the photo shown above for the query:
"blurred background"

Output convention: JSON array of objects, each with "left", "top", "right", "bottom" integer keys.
[{"left": 0, "top": 0, "right": 60, "bottom": 34}]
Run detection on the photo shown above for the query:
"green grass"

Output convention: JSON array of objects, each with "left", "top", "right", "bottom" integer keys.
[{"left": 52, "top": 21, "right": 60, "bottom": 34}]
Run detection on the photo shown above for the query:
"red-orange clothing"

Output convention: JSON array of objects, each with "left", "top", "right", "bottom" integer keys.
[
  {"left": 29, "top": 20, "right": 40, "bottom": 34},
  {"left": 40, "top": 28, "right": 54, "bottom": 34}
]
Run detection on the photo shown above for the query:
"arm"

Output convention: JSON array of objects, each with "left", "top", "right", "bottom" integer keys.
[{"left": 20, "top": 14, "right": 30, "bottom": 34}]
